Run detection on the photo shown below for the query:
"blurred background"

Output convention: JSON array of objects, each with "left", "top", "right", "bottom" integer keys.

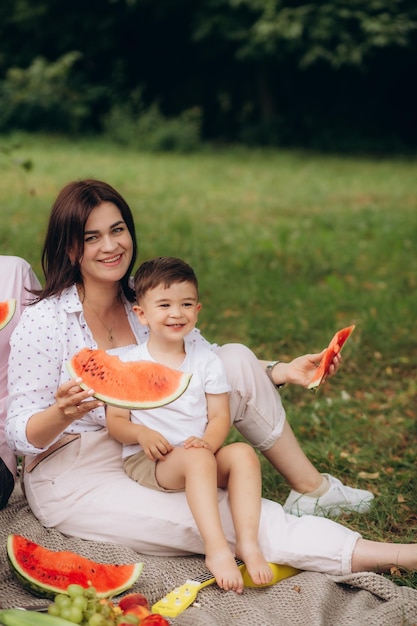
[{"left": 1, "top": 0, "right": 416, "bottom": 153}]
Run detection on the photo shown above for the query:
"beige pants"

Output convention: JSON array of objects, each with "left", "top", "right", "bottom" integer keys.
[{"left": 215, "top": 343, "right": 287, "bottom": 450}]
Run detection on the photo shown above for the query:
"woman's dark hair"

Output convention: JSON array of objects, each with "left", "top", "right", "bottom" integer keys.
[{"left": 34, "top": 179, "right": 137, "bottom": 302}]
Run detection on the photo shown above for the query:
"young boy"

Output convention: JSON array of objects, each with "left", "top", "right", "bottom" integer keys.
[{"left": 106, "top": 256, "right": 273, "bottom": 593}]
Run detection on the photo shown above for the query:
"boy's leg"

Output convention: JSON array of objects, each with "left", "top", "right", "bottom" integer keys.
[
  {"left": 156, "top": 447, "right": 244, "bottom": 592},
  {"left": 216, "top": 442, "right": 273, "bottom": 585}
]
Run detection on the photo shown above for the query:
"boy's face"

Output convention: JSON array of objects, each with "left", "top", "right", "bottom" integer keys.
[{"left": 133, "top": 280, "right": 201, "bottom": 342}]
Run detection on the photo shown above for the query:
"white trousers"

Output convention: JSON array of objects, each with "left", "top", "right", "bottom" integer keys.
[{"left": 24, "top": 430, "right": 359, "bottom": 574}]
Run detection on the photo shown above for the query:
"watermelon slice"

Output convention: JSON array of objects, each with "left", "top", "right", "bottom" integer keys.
[
  {"left": 308, "top": 325, "right": 356, "bottom": 391},
  {"left": 67, "top": 347, "right": 192, "bottom": 409},
  {"left": 0, "top": 298, "right": 17, "bottom": 331},
  {"left": 7, "top": 534, "right": 143, "bottom": 599}
]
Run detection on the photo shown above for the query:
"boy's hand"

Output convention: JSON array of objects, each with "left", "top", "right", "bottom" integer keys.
[
  {"left": 183, "top": 436, "right": 213, "bottom": 452},
  {"left": 138, "top": 429, "right": 174, "bottom": 461}
]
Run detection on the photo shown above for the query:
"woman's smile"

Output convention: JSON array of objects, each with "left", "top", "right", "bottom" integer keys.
[{"left": 80, "top": 202, "right": 133, "bottom": 286}]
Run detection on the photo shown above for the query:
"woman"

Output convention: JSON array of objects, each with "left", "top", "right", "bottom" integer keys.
[
  {"left": 0, "top": 255, "right": 40, "bottom": 509},
  {"left": 8, "top": 179, "right": 414, "bottom": 576}
]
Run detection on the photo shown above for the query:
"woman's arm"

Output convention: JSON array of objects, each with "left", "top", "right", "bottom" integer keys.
[
  {"left": 26, "top": 379, "right": 102, "bottom": 449},
  {"left": 193, "top": 326, "right": 342, "bottom": 390},
  {"left": 6, "top": 294, "right": 104, "bottom": 454},
  {"left": 260, "top": 351, "right": 342, "bottom": 388}
]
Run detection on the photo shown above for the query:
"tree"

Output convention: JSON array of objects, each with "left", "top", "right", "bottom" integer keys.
[{"left": 193, "top": 0, "right": 417, "bottom": 121}]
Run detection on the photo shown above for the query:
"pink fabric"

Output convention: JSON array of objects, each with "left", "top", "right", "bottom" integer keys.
[{"left": 0, "top": 256, "right": 40, "bottom": 477}]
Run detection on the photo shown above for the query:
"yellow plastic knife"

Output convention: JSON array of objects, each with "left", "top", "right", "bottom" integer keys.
[{"left": 152, "top": 560, "right": 300, "bottom": 618}]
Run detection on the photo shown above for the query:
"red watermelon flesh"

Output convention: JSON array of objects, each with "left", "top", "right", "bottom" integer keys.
[
  {"left": 0, "top": 298, "right": 17, "bottom": 331},
  {"left": 308, "top": 325, "right": 355, "bottom": 390},
  {"left": 7, "top": 534, "right": 143, "bottom": 599},
  {"left": 67, "top": 347, "right": 192, "bottom": 409}
]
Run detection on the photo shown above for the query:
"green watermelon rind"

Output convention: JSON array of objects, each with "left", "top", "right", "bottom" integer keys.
[
  {"left": 0, "top": 298, "right": 17, "bottom": 331},
  {"left": 66, "top": 350, "right": 192, "bottom": 410},
  {"left": 7, "top": 534, "right": 143, "bottom": 600}
]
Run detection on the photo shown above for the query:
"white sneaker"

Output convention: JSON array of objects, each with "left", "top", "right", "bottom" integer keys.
[{"left": 283, "top": 473, "right": 375, "bottom": 517}]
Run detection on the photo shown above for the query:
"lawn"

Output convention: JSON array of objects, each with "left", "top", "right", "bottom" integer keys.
[{"left": 1, "top": 134, "right": 416, "bottom": 587}]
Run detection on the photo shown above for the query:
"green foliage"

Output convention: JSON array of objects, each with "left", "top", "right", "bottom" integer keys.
[
  {"left": 0, "top": 52, "right": 102, "bottom": 133},
  {"left": 195, "top": 0, "right": 417, "bottom": 67},
  {"left": 103, "top": 93, "right": 203, "bottom": 153},
  {"left": 0, "top": 1, "right": 416, "bottom": 149}
]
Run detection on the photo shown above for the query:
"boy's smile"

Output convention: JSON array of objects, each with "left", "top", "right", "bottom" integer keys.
[{"left": 134, "top": 281, "right": 202, "bottom": 345}]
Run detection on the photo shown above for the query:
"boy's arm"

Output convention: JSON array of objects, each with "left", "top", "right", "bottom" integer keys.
[
  {"left": 184, "top": 392, "right": 231, "bottom": 454},
  {"left": 106, "top": 405, "right": 138, "bottom": 444},
  {"left": 106, "top": 405, "right": 174, "bottom": 461}
]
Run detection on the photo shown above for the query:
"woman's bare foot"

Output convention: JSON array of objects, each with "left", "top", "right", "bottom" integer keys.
[
  {"left": 236, "top": 542, "right": 273, "bottom": 586},
  {"left": 205, "top": 548, "right": 244, "bottom": 593}
]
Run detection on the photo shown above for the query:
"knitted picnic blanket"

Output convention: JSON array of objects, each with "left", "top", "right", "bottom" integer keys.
[{"left": 1, "top": 483, "right": 416, "bottom": 626}]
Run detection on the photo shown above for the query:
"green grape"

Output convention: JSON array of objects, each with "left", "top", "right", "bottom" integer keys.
[
  {"left": 69, "top": 606, "right": 84, "bottom": 624},
  {"left": 83, "top": 609, "right": 95, "bottom": 623},
  {"left": 60, "top": 606, "right": 75, "bottom": 622},
  {"left": 72, "top": 595, "right": 88, "bottom": 612},
  {"left": 98, "top": 604, "right": 112, "bottom": 618},
  {"left": 88, "top": 613, "right": 105, "bottom": 626},
  {"left": 85, "top": 587, "right": 98, "bottom": 599},
  {"left": 55, "top": 594, "right": 72, "bottom": 610},
  {"left": 67, "top": 584, "right": 87, "bottom": 598},
  {"left": 47, "top": 604, "right": 61, "bottom": 617}
]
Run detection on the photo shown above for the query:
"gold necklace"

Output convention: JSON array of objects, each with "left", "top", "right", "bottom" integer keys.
[{"left": 84, "top": 296, "right": 121, "bottom": 342}]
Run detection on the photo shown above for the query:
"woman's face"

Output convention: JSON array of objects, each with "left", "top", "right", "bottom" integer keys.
[{"left": 78, "top": 202, "right": 134, "bottom": 288}]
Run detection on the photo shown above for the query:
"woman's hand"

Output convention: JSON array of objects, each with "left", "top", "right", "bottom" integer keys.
[
  {"left": 27, "top": 378, "right": 104, "bottom": 449},
  {"left": 283, "top": 350, "right": 342, "bottom": 388},
  {"left": 55, "top": 378, "right": 103, "bottom": 421}
]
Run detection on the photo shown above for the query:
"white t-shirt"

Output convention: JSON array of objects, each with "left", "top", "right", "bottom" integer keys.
[{"left": 119, "top": 340, "right": 231, "bottom": 459}]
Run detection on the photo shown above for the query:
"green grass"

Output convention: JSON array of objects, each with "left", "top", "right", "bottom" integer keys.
[{"left": 1, "top": 133, "right": 417, "bottom": 587}]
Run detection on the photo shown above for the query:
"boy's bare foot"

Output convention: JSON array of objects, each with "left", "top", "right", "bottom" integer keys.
[
  {"left": 236, "top": 542, "right": 273, "bottom": 586},
  {"left": 205, "top": 548, "right": 244, "bottom": 593}
]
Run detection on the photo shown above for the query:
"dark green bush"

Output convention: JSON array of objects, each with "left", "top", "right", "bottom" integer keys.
[
  {"left": 103, "top": 94, "right": 203, "bottom": 153},
  {"left": 0, "top": 53, "right": 105, "bottom": 133}
]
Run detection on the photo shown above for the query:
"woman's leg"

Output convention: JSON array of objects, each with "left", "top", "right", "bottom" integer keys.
[
  {"left": 156, "top": 446, "right": 244, "bottom": 592},
  {"left": 352, "top": 539, "right": 417, "bottom": 573},
  {"left": 26, "top": 428, "right": 398, "bottom": 577},
  {"left": 262, "top": 420, "right": 323, "bottom": 492},
  {"left": 215, "top": 343, "right": 374, "bottom": 515},
  {"left": 216, "top": 442, "right": 273, "bottom": 585}
]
